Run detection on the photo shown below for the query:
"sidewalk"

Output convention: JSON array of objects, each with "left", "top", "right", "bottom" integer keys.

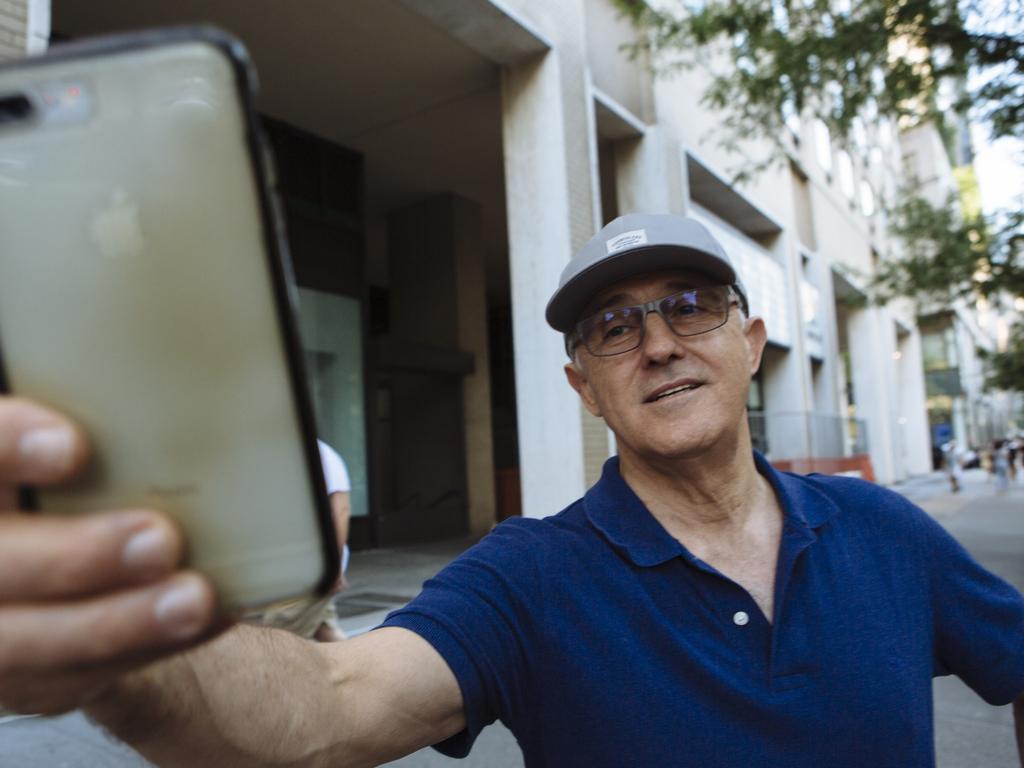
[
  {"left": 334, "top": 537, "right": 481, "bottom": 638},
  {"left": 889, "top": 466, "right": 1011, "bottom": 520}
]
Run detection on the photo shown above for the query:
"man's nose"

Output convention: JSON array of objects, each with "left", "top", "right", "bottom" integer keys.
[{"left": 639, "top": 310, "right": 681, "bottom": 362}]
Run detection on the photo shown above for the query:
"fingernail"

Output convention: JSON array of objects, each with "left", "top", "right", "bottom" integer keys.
[
  {"left": 17, "top": 427, "right": 75, "bottom": 472},
  {"left": 123, "top": 526, "right": 176, "bottom": 579},
  {"left": 154, "top": 576, "right": 208, "bottom": 640}
]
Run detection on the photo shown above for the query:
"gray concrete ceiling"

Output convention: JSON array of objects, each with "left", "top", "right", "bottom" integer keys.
[{"left": 53, "top": 0, "right": 510, "bottom": 300}]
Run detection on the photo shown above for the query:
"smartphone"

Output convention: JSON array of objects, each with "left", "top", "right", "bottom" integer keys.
[{"left": 0, "top": 27, "right": 339, "bottom": 611}]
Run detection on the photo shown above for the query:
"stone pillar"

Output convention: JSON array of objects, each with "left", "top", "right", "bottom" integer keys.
[
  {"left": 501, "top": 50, "right": 588, "bottom": 517},
  {"left": 847, "top": 306, "right": 898, "bottom": 484},
  {"left": 897, "top": 327, "right": 933, "bottom": 476},
  {"left": 0, "top": 0, "right": 28, "bottom": 59},
  {"left": 1, "top": 0, "right": 46, "bottom": 58},
  {"left": 614, "top": 126, "right": 688, "bottom": 216},
  {"left": 387, "top": 194, "right": 497, "bottom": 535}
]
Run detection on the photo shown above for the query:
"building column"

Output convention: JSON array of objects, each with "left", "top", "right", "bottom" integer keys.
[
  {"left": 614, "top": 126, "right": 688, "bottom": 216},
  {"left": 763, "top": 233, "right": 816, "bottom": 460},
  {"left": 387, "top": 195, "right": 497, "bottom": 535},
  {"left": 501, "top": 50, "right": 588, "bottom": 517},
  {"left": 452, "top": 198, "right": 499, "bottom": 535},
  {"left": 896, "top": 327, "right": 932, "bottom": 475},
  {"left": 0, "top": 0, "right": 27, "bottom": 59},
  {"left": 847, "top": 306, "right": 899, "bottom": 483}
]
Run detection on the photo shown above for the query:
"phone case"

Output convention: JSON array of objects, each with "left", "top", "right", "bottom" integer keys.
[{"left": 0, "top": 27, "right": 339, "bottom": 610}]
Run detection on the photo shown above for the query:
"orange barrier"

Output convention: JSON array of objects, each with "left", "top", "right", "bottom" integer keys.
[{"left": 772, "top": 454, "right": 876, "bottom": 483}]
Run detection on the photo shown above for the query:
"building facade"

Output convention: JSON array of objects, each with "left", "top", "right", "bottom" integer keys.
[{"left": 3, "top": 0, "right": 956, "bottom": 547}]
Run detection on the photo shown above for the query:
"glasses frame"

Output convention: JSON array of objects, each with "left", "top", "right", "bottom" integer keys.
[{"left": 567, "top": 284, "right": 744, "bottom": 358}]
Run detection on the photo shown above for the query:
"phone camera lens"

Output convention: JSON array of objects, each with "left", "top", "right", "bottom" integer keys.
[{"left": 0, "top": 94, "right": 34, "bottom": 125}]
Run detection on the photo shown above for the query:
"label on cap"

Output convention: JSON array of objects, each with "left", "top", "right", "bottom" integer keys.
[{"left": 606, "top": 229, "right": 648, "bottom": 255}]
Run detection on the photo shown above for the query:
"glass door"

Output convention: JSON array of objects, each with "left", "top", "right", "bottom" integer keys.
[{"left": 296, "top": 288, "right": 368, "bottom": 523}]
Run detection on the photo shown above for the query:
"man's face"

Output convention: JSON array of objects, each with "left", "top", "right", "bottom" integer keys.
[{"left": 564, "top": 270, "right": 767, "bottom": 463}]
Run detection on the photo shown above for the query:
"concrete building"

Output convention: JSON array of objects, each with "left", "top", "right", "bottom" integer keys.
[
  {"left": 2, "top": 0, "right": 953, "bottom": 548},
  {"left": 900, "top": 123, "right": 1019, "bottom": 460}
]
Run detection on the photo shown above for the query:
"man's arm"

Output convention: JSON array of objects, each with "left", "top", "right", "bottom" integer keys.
[
  {"left": 0, "top": 396, "right": 466, "bottom": 766},
  {"left": 1015, "top": 693, "right": 1023, "bottom": 767},
  {"left": 91, "top": 624, "right": 466, "bottom": 768}
]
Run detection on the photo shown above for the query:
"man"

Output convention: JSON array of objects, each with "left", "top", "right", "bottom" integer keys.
[
  {"left": 941, "top": 438, "right": 964, "bottom": 493},
  {"left": 0, "top": 213, "right": 1021, "bottom": 766}
]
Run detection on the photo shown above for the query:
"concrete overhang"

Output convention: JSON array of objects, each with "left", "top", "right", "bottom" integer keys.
[
  {"left": 686, "top": 152, "right": 783, "bottom": 239},
  {"left": 831, "top": 266, "right": 868, "bottom": 302},
  {"left": 397, "top": 0, "right": 551, "bottom": 65},
  {"left": 593, "top": 86, "right": 646, "bottom": 140}
]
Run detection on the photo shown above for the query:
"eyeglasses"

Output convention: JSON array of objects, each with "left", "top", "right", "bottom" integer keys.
[{"left": 568, "top": 285, "right": 740, "bottom": 357}]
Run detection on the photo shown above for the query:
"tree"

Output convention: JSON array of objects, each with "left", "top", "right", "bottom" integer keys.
[
  {"left": 614, "top": 0, "right": 1022, "bottom": 143},
  {"left": 614, "top": 0, "right": 1023, "bottom": 392}
]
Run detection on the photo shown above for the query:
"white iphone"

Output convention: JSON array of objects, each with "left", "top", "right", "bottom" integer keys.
[{"left": 0, "top": 27, "right": 339, "bottom": 611}]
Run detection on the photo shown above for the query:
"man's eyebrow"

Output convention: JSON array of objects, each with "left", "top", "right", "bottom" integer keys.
[
  {"left": 589, "top": 281, "right": 710, "bottom": 315},
  {"left": 590, "top": 292, "right": 631, "bottom": 314}
]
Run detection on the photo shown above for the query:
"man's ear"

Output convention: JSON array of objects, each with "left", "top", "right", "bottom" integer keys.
[
  {"left": 743, "top": 316, "right": 768, "bottom": 375},
  {"left": 564, "top": 360, "right": 602, "bottom": 417}
]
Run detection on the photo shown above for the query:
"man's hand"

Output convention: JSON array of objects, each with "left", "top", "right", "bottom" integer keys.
[{"left": 0, "top": 397, "right": 218, "bottom": 715}]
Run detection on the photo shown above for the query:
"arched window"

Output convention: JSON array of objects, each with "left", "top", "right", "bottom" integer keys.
[
  {"left": 813, "top": 119, "right": 833, "bottom": 173},
  {"left": 860, "top": 181, "right": 876, "bottom": 217},
  {"left": 837, "top": 150, "right": 856, "bottom": 200}
]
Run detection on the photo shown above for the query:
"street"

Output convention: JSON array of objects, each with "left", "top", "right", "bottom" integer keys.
[{"left": 0, "top": 469, "right": 1021, "bottom": 767}]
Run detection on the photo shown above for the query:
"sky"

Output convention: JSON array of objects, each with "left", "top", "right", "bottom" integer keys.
[
  {"left": 966, "top": 0, "right": 1023, "bottom": 216},
  {"left": 971, "top": 131, "right": 1023, "bottom": 217}
]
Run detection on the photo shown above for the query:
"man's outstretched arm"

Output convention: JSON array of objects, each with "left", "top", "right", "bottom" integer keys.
[
  {"left": 0, "top": 396, "right": 465, "bottom": 767},
  {"left": 91, "top": 624, "right": 465, "bottom": 768}
]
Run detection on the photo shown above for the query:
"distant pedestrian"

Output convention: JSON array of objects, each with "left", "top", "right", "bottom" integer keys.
[
  {"left": 993, "top": 439, "right": 1010, "bottom": 493},
  {"left": 941, "top": 439, "right": 963, "bottom": 493}
]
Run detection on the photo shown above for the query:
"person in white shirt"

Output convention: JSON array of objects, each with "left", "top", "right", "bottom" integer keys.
[{"left": 318, "top": 439, "right": 351, "bottom": 578}]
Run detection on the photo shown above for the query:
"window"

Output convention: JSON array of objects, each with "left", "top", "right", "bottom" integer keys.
[
  {"left": 837, "top": 150, "right": 856, "bottom": 200},
  {"left": 859, "top": 181, "right": 876, "bottom": 217},
  {"left": 813, "top": 120, "right": 833, "bottom": 173}
]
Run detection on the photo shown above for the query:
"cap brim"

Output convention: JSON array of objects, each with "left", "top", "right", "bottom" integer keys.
[{"left": 544, "top": 245, "right": 738, "bottom": 332}]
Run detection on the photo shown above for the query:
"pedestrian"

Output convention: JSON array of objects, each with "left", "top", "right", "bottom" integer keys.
[
  {"left": 1009, "top": 438, "right": 1020, "bottom": 484},
  {"left": 994, "top": 439, "right": 1011, "bottom": 493},
  {"left": 0, "top": 213, "right": 1021, "bottom": 767},
  {"left": 941, "top": 438, "right": 963, "bottom": 493}
]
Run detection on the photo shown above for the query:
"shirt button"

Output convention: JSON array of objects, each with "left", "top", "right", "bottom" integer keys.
[{"left": 733, "top": 611, "right": 750, "bottom": 626}]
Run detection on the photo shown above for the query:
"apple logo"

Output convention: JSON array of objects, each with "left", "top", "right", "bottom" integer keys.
[{"left": 91, "top": 187, "right": 145, "bottom": 259}]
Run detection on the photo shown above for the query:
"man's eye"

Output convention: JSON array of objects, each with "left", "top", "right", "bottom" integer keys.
[
  {"left": 604, "top": 325, "right": 630, "bottom": 339},
  {"left": 671, "top": 303, "right": 701, "bottom": 316}
]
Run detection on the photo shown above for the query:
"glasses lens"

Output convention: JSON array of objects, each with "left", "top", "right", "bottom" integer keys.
[
  {"left": 580, "top": 305, "right": 645, "bottom": 355},
  {"left": 659, "top": 287, "right": 730, "bottom": 337}
]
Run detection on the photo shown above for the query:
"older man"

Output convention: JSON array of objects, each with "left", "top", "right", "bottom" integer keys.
[{"left": 0, "top": 213, "right": 1021, "bottom": 767}]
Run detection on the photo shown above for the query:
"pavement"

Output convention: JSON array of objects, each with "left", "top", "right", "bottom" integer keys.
[{"left": 1, "top": 467, "right": 1021, "bottom": 767}]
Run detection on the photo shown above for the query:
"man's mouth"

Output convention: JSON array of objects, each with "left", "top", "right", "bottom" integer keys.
[{"left": 645, "top": 382, "right": 702, "bottom": 403}]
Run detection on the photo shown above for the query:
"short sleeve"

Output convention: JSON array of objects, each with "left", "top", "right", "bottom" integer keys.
[
  {"left": 316, "top": 439, "right": 351, "bottom": 494},
  {"left": 377, "top": 521, "right": 544, "bottom": 757},
  {"left": 924, "top": 512, "right": 1024, "bottom": 705}
]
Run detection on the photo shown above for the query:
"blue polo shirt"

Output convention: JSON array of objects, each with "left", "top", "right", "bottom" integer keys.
[{"left": 381, "top": 454, "right": 1024, "bottom": 766}]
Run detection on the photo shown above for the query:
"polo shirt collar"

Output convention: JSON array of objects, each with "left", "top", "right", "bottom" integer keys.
[{"left": 583, "top": 451, "right": 838, "bottom": 568}]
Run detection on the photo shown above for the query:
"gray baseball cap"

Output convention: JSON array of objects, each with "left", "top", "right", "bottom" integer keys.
[{"left": 545, "top": 213, "right": 748, "bottom": 332}]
